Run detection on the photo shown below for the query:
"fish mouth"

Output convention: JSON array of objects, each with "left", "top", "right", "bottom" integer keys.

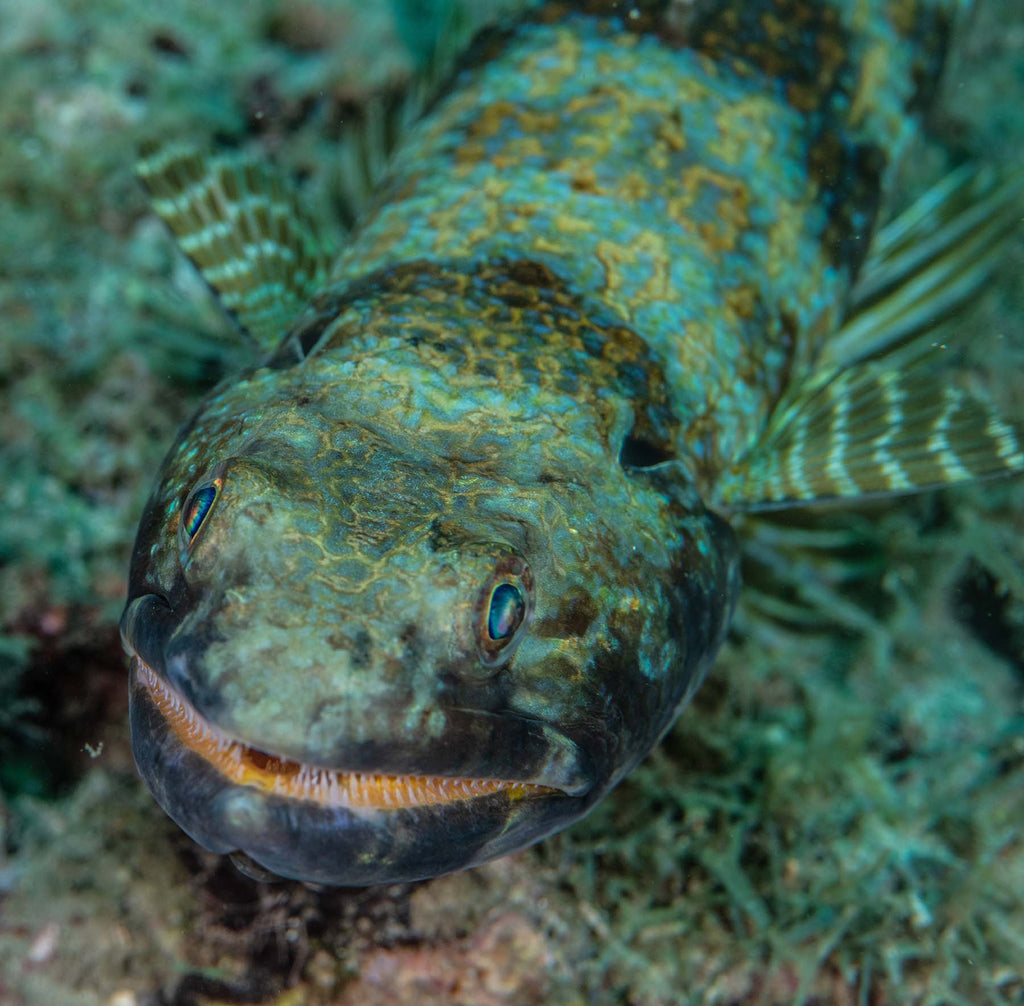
[
  {"left": 127, "top": 648, "right": 593, "bottom": 884},
  {"left": 124, "top": 584, "right": 599, "bottom": 883},
  {"left": 131, "top": 655, "right": 553, "bottom": 810}
]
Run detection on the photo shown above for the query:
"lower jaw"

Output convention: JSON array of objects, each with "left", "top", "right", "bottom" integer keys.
[
  {"left": 132, "top": 656, "right": 543, "bottom": 810},
  {"left": 128, "top": 657, "right": 572, "bottom": 885}
]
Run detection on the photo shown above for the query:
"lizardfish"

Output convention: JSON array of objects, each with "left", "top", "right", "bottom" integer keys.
[{"left": 121, "top": 0, "right": 1024, "bottom": 884}]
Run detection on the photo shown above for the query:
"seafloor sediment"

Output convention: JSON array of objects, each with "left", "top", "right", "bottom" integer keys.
[{"left": 1, "top": 2, "right": 1023, "bottom": 1004}]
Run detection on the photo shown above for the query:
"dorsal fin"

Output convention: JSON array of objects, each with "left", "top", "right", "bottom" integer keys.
[
  {"left": 136, "top": 143, "right": 336, "bottom": 351},
  {"left": 333, "top": 86, "right": 432, "bottom": 230},
  {"left": 717, "top": 168, "right": 1024, "bottom": 511},
  {"left": 334, "top": 0, "right": 500, "bottom": 226}
]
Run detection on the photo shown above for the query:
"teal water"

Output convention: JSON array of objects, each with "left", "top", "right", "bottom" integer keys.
[{"left": 1, "top": 2, "right": 1023, "bottom": 1003}]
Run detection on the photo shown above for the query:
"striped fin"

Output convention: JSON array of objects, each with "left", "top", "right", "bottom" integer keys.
[
  {"left": 822, "top": 167, "right": 1024, "bottom": 371},
  {"left": 718, "top": 349, "right": 1024, "bottom": 510},
  {"left": 136, "top": 143, "right": 335, "bottom": 351},
  {"left": 718, "top": 169, "right": 1024, "bottom": 511}
]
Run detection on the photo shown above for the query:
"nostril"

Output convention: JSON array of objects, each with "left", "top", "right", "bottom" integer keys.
[{"left": 120, "top": 593, "right": 178, "bottom": 673}]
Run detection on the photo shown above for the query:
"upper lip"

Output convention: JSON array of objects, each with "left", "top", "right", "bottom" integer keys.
[
  {"left": 123, "top": 592, "right": 594, "bottom": 797},
  {"left": 121, "top": 592, "right": 178, "bottom": 671}
]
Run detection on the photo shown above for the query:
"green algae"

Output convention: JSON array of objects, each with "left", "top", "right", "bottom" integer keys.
[
  {"left": 0, "top": 1, "right": 1022, "bottom": 1003},
  {"left": 0, "top": 634, "right": 44, "bottom": 797}
]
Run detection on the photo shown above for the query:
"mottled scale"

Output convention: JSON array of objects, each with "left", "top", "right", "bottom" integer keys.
[{"left": 288, "top": 0, "right": 1012, "bottom": 503}]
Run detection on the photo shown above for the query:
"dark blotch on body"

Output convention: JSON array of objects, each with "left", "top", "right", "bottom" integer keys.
[
  {"left": 890, "top": 0, "right": 952, "bottom": 113},
  {"left": 808, "top": 136, "right": 886, "bottom": 274},
  {"left": 533, "top": 588, "right": 600, "bottom": 639},
  {"left": 682, "top": 0, "right": 851, "bottom": 110},
  {"left": 271, "top": 257, "right": 680, "bottom": 458}
]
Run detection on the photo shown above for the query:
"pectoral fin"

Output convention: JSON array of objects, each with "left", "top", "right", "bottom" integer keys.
[
  {"left": 136, "top": 143, "right": 336, "bottom": 351},
  {"left": 718, "top": 169, "right": 1024, "bottom": 511}
]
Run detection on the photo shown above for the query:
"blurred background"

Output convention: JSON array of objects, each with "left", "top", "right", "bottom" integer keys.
[{"left": 1, "top": 1, "right": 1023, "bottom": 1003}]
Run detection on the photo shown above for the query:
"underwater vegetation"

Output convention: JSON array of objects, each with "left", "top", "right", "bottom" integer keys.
[{"left": 1, "top": 0, "right": 1023, "bottom": 1003}]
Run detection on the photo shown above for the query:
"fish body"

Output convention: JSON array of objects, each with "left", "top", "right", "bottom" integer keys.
[{"left": 121, "top": 0, "right": 1023, "bottom": 884}]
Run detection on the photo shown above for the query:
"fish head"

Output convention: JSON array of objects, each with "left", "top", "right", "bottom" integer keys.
[{"left": 122, "top": 373, "right": 739, "bottom": 885}]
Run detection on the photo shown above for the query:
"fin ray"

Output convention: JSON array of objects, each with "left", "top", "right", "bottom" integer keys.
[
  {"left": 718, "top": 355, "right": 1024, "bottom": 510},
  {"left": 137, "top": 143, "right": 336, "bottom": 351},
  {"left": 718, "top": 168, "right": 1024, "bottom": 511},
  {"left": 335, "top": 1, "right": 504, "bottom": 226},
  {"left": 823, "top": 168, "right": 1024, "bottom": 370}
]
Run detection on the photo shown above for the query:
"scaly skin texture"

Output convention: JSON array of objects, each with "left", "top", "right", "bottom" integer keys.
[
  {"left": 326, "top": 0, "right": 951, "bottom": 484},
  {"left": 122, "top": 0, "right": 957, "bottom": 884}
]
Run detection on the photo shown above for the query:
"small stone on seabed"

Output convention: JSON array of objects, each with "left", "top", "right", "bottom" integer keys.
[{"left": 26, "top": 921, "right": 59, "bottom": 964}]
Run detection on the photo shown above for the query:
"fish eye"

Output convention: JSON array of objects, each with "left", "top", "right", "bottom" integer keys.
[
  {"left": 474, "top": 558, "right": 533, "bottom": 667},
  {"left": 180, "top": 478, "right": 222, "bottom": 547},
  {"left": 487, "top": 582, "right": 525, "bottom": 641}
]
